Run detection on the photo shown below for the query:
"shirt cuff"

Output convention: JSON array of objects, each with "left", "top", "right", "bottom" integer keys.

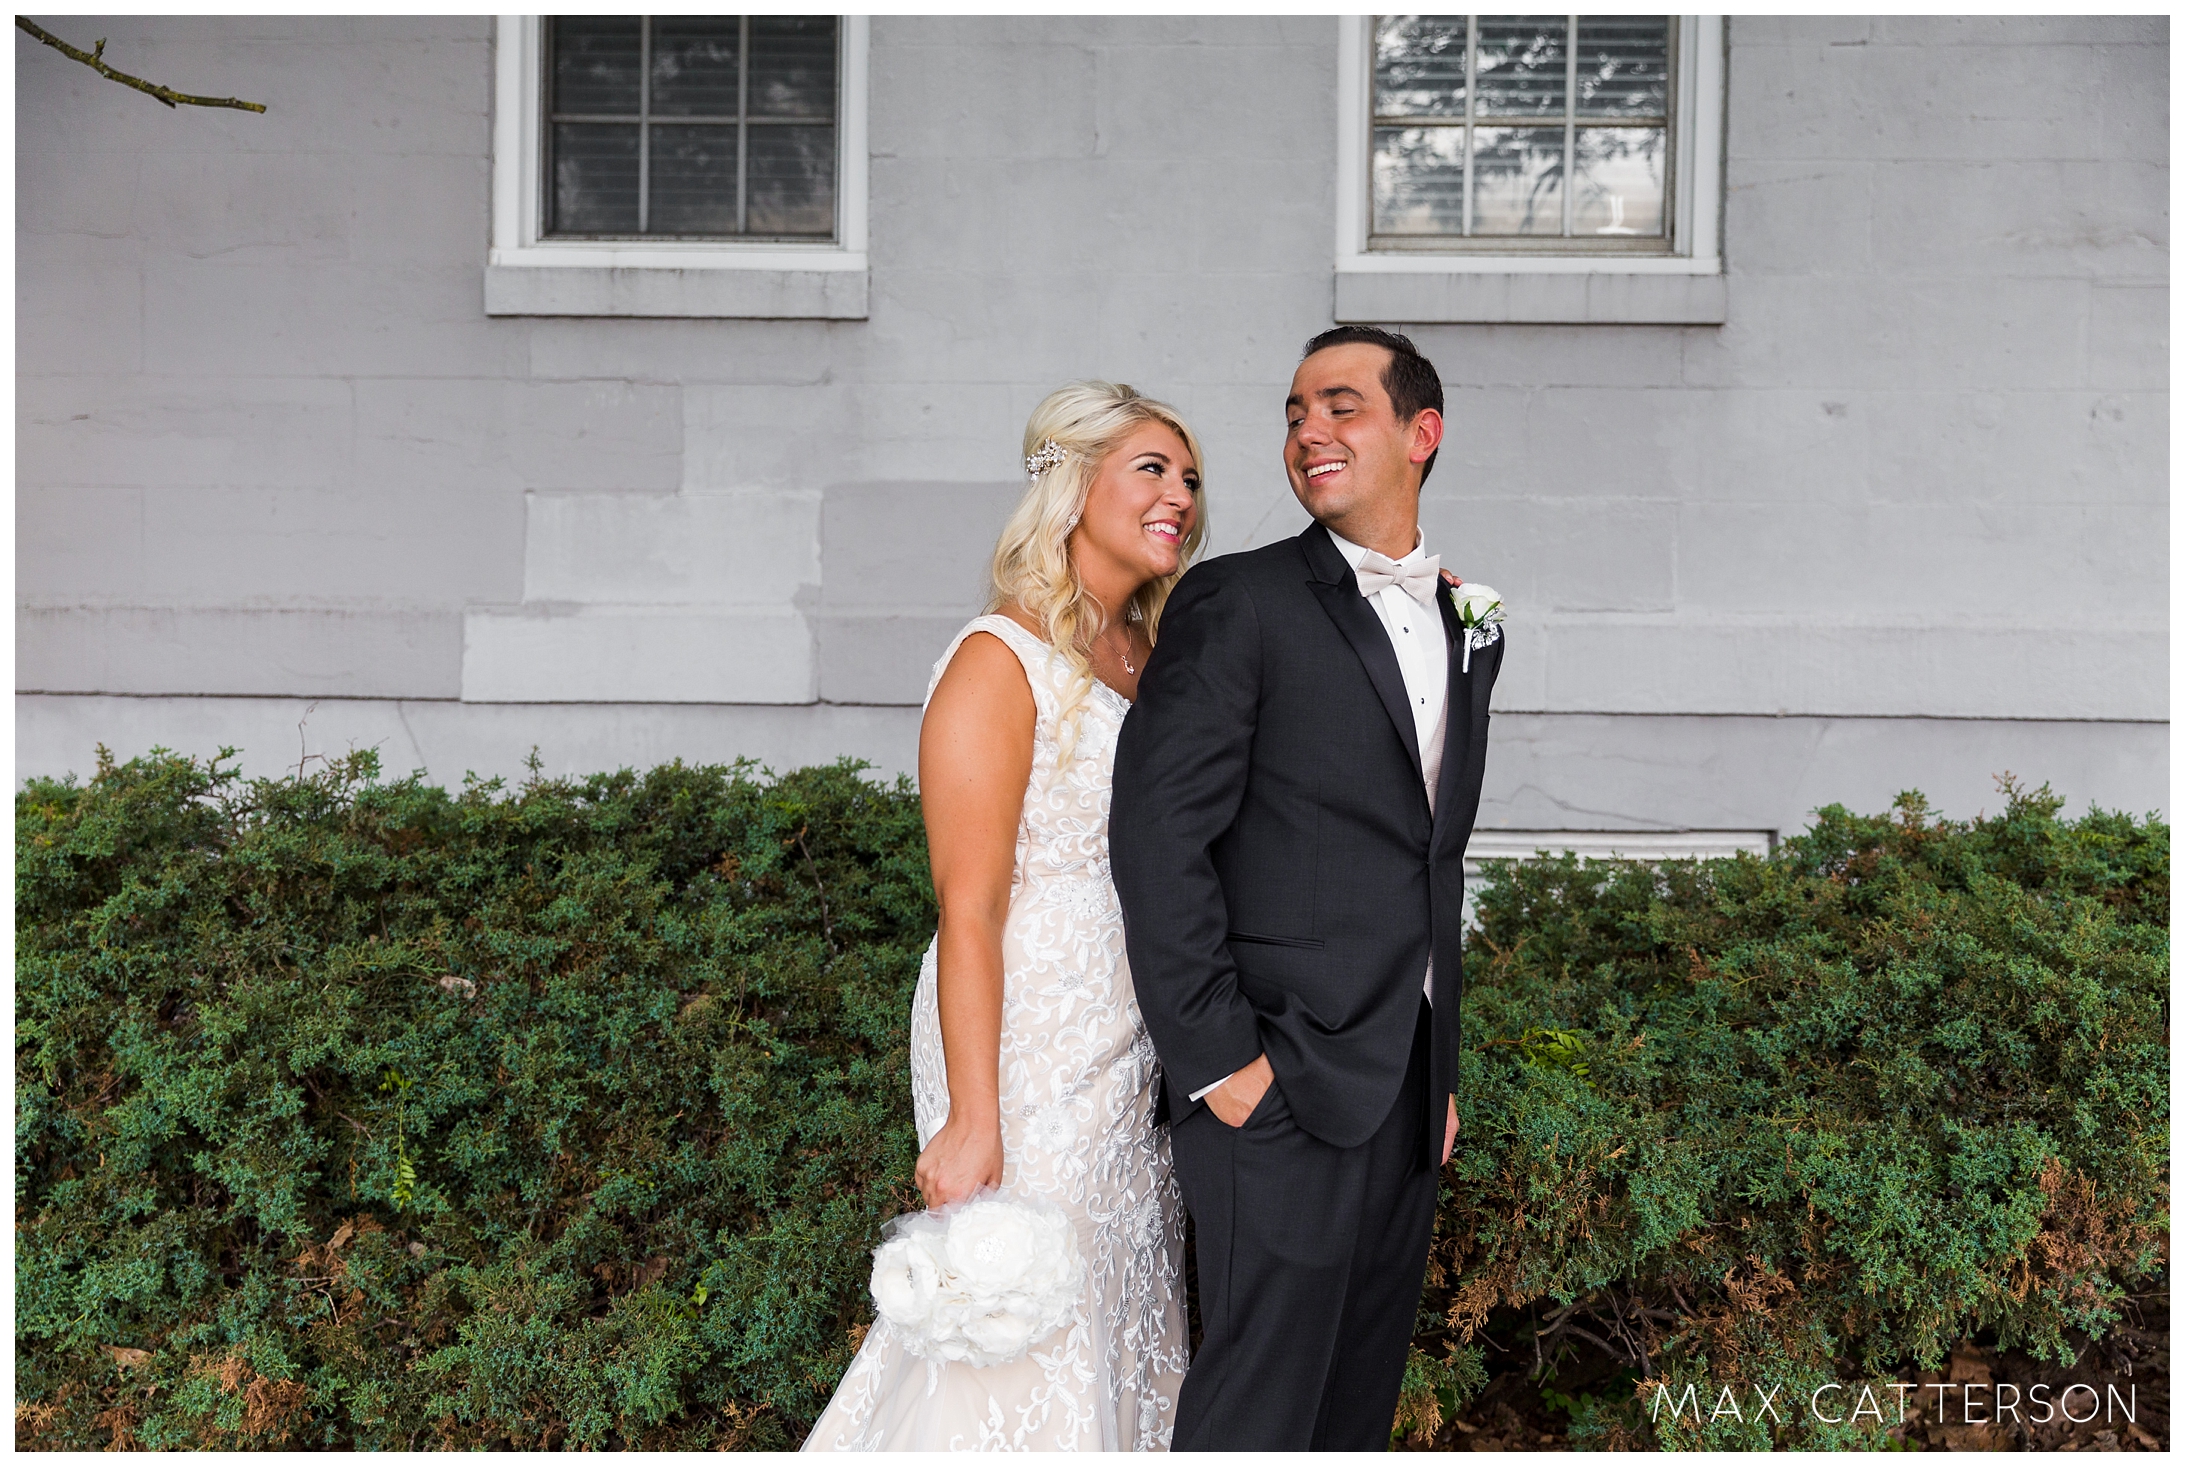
[{"left": 1187, "top": 1070, "right": 1236, "bottom": 1104}]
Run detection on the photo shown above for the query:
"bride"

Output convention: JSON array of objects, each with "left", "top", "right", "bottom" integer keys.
[{"left": 804, "top": 382, "right": 1208, "bottom": 1451}]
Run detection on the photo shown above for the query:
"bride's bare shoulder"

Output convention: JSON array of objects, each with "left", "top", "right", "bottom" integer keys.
[
  {"left": 927, "top": 623, "right": 1036, "bottom": 728},
  {"left": 922, "top": 626, "right": 1037, "bottom": 802}
]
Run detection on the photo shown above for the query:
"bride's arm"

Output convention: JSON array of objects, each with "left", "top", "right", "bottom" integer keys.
[{"left": 913, "top": 631, "right": 1036, "bottom": 1209}]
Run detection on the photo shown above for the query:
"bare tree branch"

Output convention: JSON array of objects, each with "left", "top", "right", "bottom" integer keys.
[{"left": 17, "top": 17, "right": 268, "bottom": 113}]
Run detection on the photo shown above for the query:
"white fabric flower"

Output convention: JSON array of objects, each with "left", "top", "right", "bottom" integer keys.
[
  {"left": 869, "top": 1228, "right": 944, "bottom": 1332},
  {"left": 946, "top": 1198, "right": 1047, "bottom": 1292},
  {"left": 961, "top": 1301, "right": 1040, "bottom": 1360}
]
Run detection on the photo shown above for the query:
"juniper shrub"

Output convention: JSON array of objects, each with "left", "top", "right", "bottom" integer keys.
[
  {"left": 15, "top": 753, "right": 2167, "bottom": 1449},
  {"left": 17, "top": 749, "right": 927, "bottom": 1449},
  {"left": 1397, "top": 782, "right": 2168, "bottom": 1449}
]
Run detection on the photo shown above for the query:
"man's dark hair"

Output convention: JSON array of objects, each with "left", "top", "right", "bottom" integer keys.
[{"left": 1301, "top": 325, "right": 1446, "bottom": 485}]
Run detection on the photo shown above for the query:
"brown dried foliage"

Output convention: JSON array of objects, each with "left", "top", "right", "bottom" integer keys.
[
  {"left": 183, "top": 1350, "right": 311, "bottom": 1447},
  {"left": 2011, "top": 1160, "right": 2171, "bottom": 1314}
]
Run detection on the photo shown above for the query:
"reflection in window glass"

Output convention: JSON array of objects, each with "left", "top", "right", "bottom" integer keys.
[
  {"left": 1572, "top": 127, "right": 1664, "bottom": 236},
  {"left": 1473, "top": 15, "right": 1566, "bottom": 119},
  {"left": 1373, "top": 126, "right": 1468, "bottom": 235},
  {"left": 1375, "top": 15, "right": 1468, "bottom": 117},
  {"left": 1575, "top": 16, "right": 1669, "bottom": 118},
  {"left": 649, "top": 125, "right": 741, "bottom": 233},
  {"left": 552, "top": 123, "right": 640, "bottom": 234},
  {"left": 750, "top": 17, "right": 837, "bottom": 118},
  {"left": 553, "top": 17, "right": 641, "bottom": 114},
  {"left": 543, "top": 15, "right": 838, "bottom": 240},
  {"left": 650, "top": 18, "right": 740, "bottom": 117},
  {"left": 747, "top": 124, "right": 837, "bottom": 234},
  {"left": 1470, "top": 126, "right": 1564, "bottom": 235},
  {"left": 1369, "top": 14, "right": 1671, "bottom": 246}
]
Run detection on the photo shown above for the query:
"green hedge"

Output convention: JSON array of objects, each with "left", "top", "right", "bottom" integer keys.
[
  {"left": 18, "top": 750, "right": 927, "bottom": 1449},
  {"left": 15, "top": 752, "right": 2168, "bottom": 1449},
  {"left": 1401, "top": 783, "right": 2168, "bottom": 1448}
]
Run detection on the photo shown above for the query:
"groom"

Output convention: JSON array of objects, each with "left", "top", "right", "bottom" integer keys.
[{"left": 1111, "top": 326, "right": 1501, "bottom": 1450}]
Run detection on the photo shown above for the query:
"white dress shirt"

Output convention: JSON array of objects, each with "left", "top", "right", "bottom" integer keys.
[
  {"left": 1329, "top": 527, "right": 1447, "bottom": 1008},
  {"left": 1327, "top": 528, "right": 1450, "bottom": 770},
  {"left": 1189, "top": 527, "right": 1449, "bottom": 1104}
]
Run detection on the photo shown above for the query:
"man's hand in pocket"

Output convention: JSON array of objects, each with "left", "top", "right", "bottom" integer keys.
[{"left": 1205, "top": 1053, "right": 1274, "bottom": 1128}]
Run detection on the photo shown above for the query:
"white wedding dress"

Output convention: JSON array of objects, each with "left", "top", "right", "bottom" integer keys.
[{"left": 803, "top": 614, "right": 1190, "bottom": 1452}]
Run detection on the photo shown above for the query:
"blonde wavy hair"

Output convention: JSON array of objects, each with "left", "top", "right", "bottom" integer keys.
[{"left": 988, "top": 381, "right": 1210, "bottom": 762}]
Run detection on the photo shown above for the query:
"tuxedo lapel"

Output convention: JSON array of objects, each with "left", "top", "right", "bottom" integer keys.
[
  {"left": 1300, "top": 523, "right": 1423, "bottom": 778},
  {"left": 1431, "top": 581, "right": 1472, "bottom": 850}
]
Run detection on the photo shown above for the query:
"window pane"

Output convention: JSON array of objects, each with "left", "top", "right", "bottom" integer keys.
[
  {"left": 650, "top": 124, "right": 740, "bottom": 233},
  {"left": 1474, "top": 16, "right": 1567, "bottom": 120},
  {"left": 551, "top": 123, "right": 640, "bottom": 232},
  {"left": 749, "top": 16, "right": 837, "bottom": 119},
  {"left": 1576, "top": 16, "right": 1670, "bottom": 119},
  {"left": 747, "top": 123, "right": 836, "bottom": 234},
  {"left": 1374, "top": 15, "right": 1467, "bottom": 118},
  {"left": 653, "top": 17, "right": 740, "bottom": 118},
  {"left": 1372, "top": 126, "right": 1466, "bottom": 235},
  {"left": 552, "top": 17, "right": 641, "bottom": 115},
  {"left": 1470, "top": 125, "right": 1564, "bottom": 235},
  {"left": 1571, "top": 126, "right": 1664, "bottom": 236}
]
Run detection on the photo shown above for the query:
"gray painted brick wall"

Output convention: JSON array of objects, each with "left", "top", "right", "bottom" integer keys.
[{"left": 15, "top": 16, "right": 2168, "bottom": 830}]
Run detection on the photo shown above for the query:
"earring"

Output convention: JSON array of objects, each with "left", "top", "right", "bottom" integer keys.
[{"left": 1064, "top": 512, "right": 1081, "bottom": 533}]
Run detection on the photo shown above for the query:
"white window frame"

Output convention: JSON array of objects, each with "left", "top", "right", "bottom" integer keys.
[
  {"left": 485, "top": 13, "right": 869, "bottom": 318},
  {"left": 1334, "top": 14, "right": 1725, "bottom": 324}
]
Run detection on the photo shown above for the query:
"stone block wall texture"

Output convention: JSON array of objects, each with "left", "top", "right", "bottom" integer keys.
[{"left": 15, "top": 15, "right": 2169, "bottom": 835}]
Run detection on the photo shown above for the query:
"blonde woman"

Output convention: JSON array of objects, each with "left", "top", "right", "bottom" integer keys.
[{"left": 804, "top": 383, "right": 1207, "bottom": 1451}]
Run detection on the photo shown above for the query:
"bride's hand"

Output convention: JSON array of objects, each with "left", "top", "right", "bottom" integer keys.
[{"left": 915, "top": 1114, "right": 1004, "bottom": 1209}]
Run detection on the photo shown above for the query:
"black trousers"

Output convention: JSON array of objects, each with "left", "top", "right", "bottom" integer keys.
[{"left": 1167, "top": 1000, "right": 1438, "bottom": 1451}]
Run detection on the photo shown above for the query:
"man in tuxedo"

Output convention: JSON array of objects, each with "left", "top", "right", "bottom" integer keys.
[{"left": 1110, "top": 326, "right": 1501, "bottom": 1450}]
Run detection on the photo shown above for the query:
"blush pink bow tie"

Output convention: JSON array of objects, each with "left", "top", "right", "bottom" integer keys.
[{"left": 1354, "top": 549, "right": 1443, "bottom": 606}]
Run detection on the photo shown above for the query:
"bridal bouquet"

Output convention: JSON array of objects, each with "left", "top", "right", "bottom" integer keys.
[{"left": 868, "top": 1194, "right": 1085, "bottom": 1368}]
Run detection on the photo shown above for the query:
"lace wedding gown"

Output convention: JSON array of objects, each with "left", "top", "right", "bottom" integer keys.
[{"left": 803, "top": 615, "right": 1190, "bottom": 1452}]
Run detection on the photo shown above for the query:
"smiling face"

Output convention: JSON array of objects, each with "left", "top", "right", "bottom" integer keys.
[
  {"left": 1285, "top": 342, "right": 1443, "bottom": 548},
  {"left": 1069, "top": 419, "right": 1201, "bottom": 588}
]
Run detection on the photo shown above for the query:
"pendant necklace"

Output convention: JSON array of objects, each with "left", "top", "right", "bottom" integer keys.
[{"left": 1107, "top": 624, "right": 1137, "bottom": 676}]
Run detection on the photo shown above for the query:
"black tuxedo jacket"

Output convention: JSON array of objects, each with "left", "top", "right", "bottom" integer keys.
[{"left": 1110, "top": 521, "right": 1503, "bottom": 1151}]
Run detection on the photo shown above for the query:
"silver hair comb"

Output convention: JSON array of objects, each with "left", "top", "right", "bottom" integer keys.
[{"left": 1025, "top": 440, "right": 1069, "bottom": 479}]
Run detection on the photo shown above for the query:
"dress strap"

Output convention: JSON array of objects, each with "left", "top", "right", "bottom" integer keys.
[{"left": 925, "top": 614, "right": 1065, "bottom": 724}]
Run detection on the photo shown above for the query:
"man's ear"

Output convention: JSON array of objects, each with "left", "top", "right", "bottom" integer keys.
[{"left": 1408, "top": 407, "right": 1445, "bottom": 466}]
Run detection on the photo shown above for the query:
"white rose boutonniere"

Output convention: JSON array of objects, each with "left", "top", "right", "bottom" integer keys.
[{"left": 1450, "top": 582, "right": 1504, "bottom": 672}]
